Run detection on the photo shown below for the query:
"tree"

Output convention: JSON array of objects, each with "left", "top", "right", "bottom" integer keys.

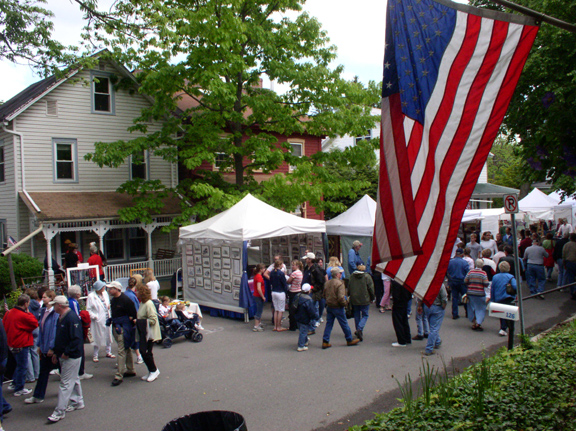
[
  {"left": 472, "top": 0, "right": 576, "bottom": 197},
  {"left": 84, "top": 0, "right": 381, "bottom": 226}
]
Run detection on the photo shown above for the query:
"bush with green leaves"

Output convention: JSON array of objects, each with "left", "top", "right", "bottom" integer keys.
[
  {"left": 0, "top": 253, "right": 43, "bottom": 296},
  {"left": 352, "top": 320, "right": 576, "bottom": 431}
]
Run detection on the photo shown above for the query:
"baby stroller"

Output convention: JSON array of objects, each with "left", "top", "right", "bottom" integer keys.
[{"left": 158, "top": 310, "right": 203, "bottom": 348}]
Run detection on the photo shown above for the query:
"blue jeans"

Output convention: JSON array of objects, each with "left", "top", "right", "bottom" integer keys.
[
  {"left": 1, "top": 358, "right": 11, "bottom": 421},
  {"left": 27, "top": 327, "right": 40, "bottom": 381},
  {"left": 526, "top": 264, "right": 546, "bottom": 294},
  {"left": 557, "top": 259, "right": 564, "bottom": 287},
  {"left": 424, "top": 304, "right": 445, "bottom": 354},
  {"left": 254, "top": 297, "right": 264, "bottom": 320},
  {"left": 450, "top": 281, "right": 467, "bottom": 317},
  {"left": 353, "top": 305, "right": 370, "bottom": 332},
  {"left": 564, "top": 260, "right": 576, "bottom": 295},
  {"left": 12, "top": 346, "right": 30, "bottom": 391},
  {"left": 33, "top": 354, "right": 56, "bottom": 400},
  {"left": 322, "top": 307, "right": 353, "bottom": 343},
  {"left": 297, "top": 323, "right": 311, "bottom": 348},
  {"left": 407, "top": 298, "right": 413, "bottom": 316},
  {"left": 416, "top": 308, "right": 429, "bottom": 336}
]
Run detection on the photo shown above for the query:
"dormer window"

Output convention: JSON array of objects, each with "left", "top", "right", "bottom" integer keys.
[{"left": 91, "top": 72, "right": 115, "bottom": 114}]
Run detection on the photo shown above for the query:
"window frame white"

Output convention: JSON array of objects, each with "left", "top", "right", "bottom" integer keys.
[
  {"left": 130, "top": 150, "right": 149, "bottom": 180},
  {"left": 288, "top": 140, "right": 304, "bottom": 172},
  {"left": 52, "top": 138, "right": 78, "bottom": 183},
  {"left": 90, "top": 71, "right": 115, "bottom": 115}
]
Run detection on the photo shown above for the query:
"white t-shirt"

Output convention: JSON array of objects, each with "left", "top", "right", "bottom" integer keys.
[
  {"left": 147, "top": 280, "right": 160, "bottom": 300},
  {"left": 560, "top": 223, "right": 573, "bottom": 236},
  {"left": 480, "top": 239, "right": 498, "bottom": 258}
]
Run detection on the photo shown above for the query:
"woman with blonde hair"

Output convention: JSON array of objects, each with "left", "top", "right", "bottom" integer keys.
[
  {"left": 143, "top": 269, "right": 160, "bottom": 301},
  {"left": 135, "top": 284, "right": 161, "bottom": 382},
  {"left": 326, "top": 256, "right": 345, "bottom": 281}
]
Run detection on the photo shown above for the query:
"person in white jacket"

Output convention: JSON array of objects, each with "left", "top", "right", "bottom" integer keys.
[{"left": 86, "top": 280, "right": 114, "bottom": 362}]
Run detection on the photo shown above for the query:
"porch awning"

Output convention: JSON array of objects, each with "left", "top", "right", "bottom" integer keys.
[
  {"left": 19, "top": 191, "right": 182, "bottom": 222},
  {"left": 471, "top": 182, "right": 519, "bottom": 199}
]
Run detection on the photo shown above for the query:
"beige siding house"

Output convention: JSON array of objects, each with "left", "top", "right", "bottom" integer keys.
[{"left": 0, "top": 53, "right": 182, "bottom": 282}]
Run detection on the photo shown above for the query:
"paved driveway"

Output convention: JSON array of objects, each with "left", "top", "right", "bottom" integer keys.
[{"left": 5, "top": 282, "right": 574, "bottom": 431}]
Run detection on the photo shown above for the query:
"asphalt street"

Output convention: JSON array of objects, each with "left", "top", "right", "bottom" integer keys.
[{"left": 5, "top": 280, "right": 574, "bottom": 431}]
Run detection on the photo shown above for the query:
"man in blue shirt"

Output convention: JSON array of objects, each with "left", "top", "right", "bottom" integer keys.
[
  {"left": 348, "top": 241, "right": 365, "bottom": 275},
  {"left": 446, "top": 248, "right": 471, "bottom": 319}
]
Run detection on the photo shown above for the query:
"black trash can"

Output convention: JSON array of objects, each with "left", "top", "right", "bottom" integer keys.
[{"left": 162, "top": 411, "right": 247, "bottom": 431}]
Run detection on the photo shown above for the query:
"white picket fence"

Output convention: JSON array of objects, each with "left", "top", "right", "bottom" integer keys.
[{"left": 105, "top": 257, "right": 181, "bottom": 280}]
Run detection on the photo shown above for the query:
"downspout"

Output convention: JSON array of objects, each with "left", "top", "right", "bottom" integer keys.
[{"left": 2, "top": 123, "right": 41, "bottom": 213}]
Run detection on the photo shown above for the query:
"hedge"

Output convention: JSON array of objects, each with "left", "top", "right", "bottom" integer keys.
[{"left": 351, "top": 320, "right": 576, "bottom": 431}]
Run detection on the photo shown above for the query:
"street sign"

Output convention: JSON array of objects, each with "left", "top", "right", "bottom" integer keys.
[{"left": 504, "top": 194, "right": 518, "bottom": 214}]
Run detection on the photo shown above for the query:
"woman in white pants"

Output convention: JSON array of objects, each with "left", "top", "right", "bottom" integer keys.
[{"left": 86, "top": 280, "right": 114, "bottom": 361}]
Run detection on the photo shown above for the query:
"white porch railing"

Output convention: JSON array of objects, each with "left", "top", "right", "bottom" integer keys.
[{"left": 105, "top": 257, "right": 181, "bottom": 280}]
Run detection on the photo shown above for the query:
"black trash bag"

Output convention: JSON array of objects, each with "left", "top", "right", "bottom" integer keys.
[{"left": 162, "top": 411, "right": 247, "bottom": 431}]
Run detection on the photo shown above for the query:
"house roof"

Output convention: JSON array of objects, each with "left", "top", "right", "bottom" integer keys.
[{"left": 19, "top": 192, "right": 182, "bottom": 222}]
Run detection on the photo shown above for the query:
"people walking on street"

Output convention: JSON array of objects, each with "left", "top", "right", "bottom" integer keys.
[
  {"left": 466, "top": 233, "right": 483, "bottom": 261},
  {"left": 391, "top": 280, "right": 412, "bottom": 347},
  {"left": 270, "top": 260, "right": 288, "bottom": 332},
  {"left": 67, "top": 285, "right": 92, "bottom": 380},
  {"left": 378, "top": 273, "right": 392, "bottom": 312},
  {"left": 553, "top": 233, "right": 569, "bottom": 288},
  {"left": 421, "top": 283, "right": 448, "bottom": 356},
  {"left": 107, "top": 281, "right": 137, "bottom": 386},
  {"left": 491, "top": 261, "right": 517, "bottom": 336},
  {"left": 347, "top": 241, "right": 365, "bottom": 275},
  {"left": 286, "top": 260, "right": 303, "bottom": 331},
  {"left": 321, "top": 268, "right": 359, "bottom": 349},
  {"left": 413, "top": 303, "right": 429, "bottom": 341},
  {"left": 135, "top": 284, "right": 161, "bottom": 382},
  {"left": 446, "top": 248, "right": 470, "bottom": 319},
  {"left": 562, "top": 233, "right": 576, "bottom": 299},
  {"left": 0, "top": 319, "right": 11, "bottom": 429},
  {"left": 480, "top": 231, "right": 498, "bottom": 258},
  {"left": 347, "top": 265, "right": 375, "bottom": 342},
  {"left": 86, "top": 280, "right": 114, "bottom": 362},
  {"left": 542, "top": 233, "right": 555, "bottom": 281},
  {"left": 523, "top": 237, "right": 549, "bottom": 298},
  {"left": 252, "top": 264, "right": 266, "bottom": 332},
  {"left": 47, "top": 296, "right": 84, "bottom": 423},
  {"left": 294, "top": 284, "right": 318, "bottom": 352},
  {"left": 464, "top": 260, "right": 490, "bottom": 331}
]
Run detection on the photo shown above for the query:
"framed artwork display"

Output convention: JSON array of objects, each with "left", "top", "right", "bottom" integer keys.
[
  {"left": 203, "top": 268, "right": 211, "bottom": 278},
  {"left": 213, "top": 259, "right": 222, "bottom": 270},
  {"left": 222, "top": 246, "right": 230, "bottom": 258},
  {"left": 186, "top": 256, "right": 194, "bottom": 266},
  {"left": 212, "top": 247, "right": 221, "bottom": 258},
  {"left": 193, "top": 243, "right": 201, "bottom": 254},
  {"left": 195, "top": 266, "right": 203, "bottom": 276},
  {"left": 203, "top": 257, "right": 211, "bottom": 267},
  {"left": 232, "top": 259, "right": 241, "bottom": 275},
  {"left": 222, "top": 258, "right": 231, "bottom": 269},
  {"left": 232, "top": 288, "right": 240, "bottom": 300},
  {"left": 202, "top": 245, "right": 210, "bottom": 256},
  {"left": 223, "top": 281, "right": 232, "bottom": 292},
  {"left": 195, "top": 277, "right": 204, "bottom": 287},
  {"left": 232, "top": 276, "right": 241, "bottom": 287},
  {"left": 222, "top": 269, "right": 230, "bottom": 280},
  {"left": 213, "top": 271, "right": 221, "bottom": 281},
  {"left": 290, "top": 235, "right": 298, "bottom": 244},
  {"left": 271, "top": 237, "right": 279, "bottom": 246},
  {"left": 204, "top": 278, "right": 212, "bottom": 290},
  {"left": 214, "top": 282, "right": 222, "bottom": 294},
  {"left": 187, "top": 268, "right": 195, "bottom": 277},
  {"left": 185, "top": 245, "right": 193, "bottom": 255},
  {"left": 280, "top": 236, "right": 288, "bottom": 246},
  {"left": 280, "top": 247, "right": 288, "bottom": 258},
  {"left": 194, "top": 255, "right": 202, "bottom": 265},
  {"left": 188, "top": 278, "right": 195, "bottom": 288},
  {"left": 231, "top": 247, "right": 241, "bottom": 259}
]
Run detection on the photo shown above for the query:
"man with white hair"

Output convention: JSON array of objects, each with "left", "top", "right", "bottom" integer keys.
[
  {"left": 348, "top": 241, "right": 365, "bottom": 275},
  {"left": 47, "top": 296, "right": 84, "bottom": 422}
]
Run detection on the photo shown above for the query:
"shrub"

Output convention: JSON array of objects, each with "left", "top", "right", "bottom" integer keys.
[{"left": 0, "top": 253, "right": 43, "bottom": 296}]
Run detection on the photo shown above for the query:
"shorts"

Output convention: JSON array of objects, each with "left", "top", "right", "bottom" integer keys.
[
  {"left": 272, "top": 292, "right": 286, "bottom": 312},
  {"left": 254, "top": 297, "right": 264, "bottom": 320}
]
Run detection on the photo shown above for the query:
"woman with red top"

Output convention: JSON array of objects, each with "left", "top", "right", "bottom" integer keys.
[
  {"left": 252, "top": 264, "right": 266, "bottom": 332},
  {"left": 87, "top": 245, "right": 105, "bottom": 282}
]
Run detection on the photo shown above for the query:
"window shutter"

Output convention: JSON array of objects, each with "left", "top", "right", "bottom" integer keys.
[{"left": 46, "top": 100, "right": 58, "bottom": 116}]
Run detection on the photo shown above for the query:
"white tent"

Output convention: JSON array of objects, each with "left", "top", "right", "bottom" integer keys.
[
  {"left": 326, "top": 195, "right": 377, "bottom": 236},
  {"left": 180, "top": 194, "right": 326, "bottom": 240},
  {"left": 550, "top": 190, "right": 576, "bottom": 226},
  {"left": 518, "top": 188, "right": 557, "bottom": 221}
]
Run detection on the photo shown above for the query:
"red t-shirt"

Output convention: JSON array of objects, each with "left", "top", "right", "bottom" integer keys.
[
  {"left": 87, "top": 254, "right": 104, "bottom": 277},
  {"left": 253, "top": 273, "right": 265, "bottom": 298}
]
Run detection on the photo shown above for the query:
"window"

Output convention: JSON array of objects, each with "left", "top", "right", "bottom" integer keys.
[
  {"left": 52, "top": 138, "right": 77, "bottom": 182},
  {"left": 104, "top": 228, "right": 148, "bottom": 261},
  {"left": 131, "top": 151, "right": 148, "bottom": 180},
  {"left": 355, "top": 130, "right": 372, "bottom": 145},
  {"left": 91, "top": 72, "right": 115, "bottom": 114},
  {"left": 0, "top": 220, "right": 6, "bottom": 249},
  {"left": 0, "top": 146, "right": 4, "bottom": 183},
  {"left": 289, "top": 142, "right": 303, "bottom": 171},
  {"left": 128, "top": 228, "right": 147, "bottom": 258},
  {"left": 104, "top": 229, "right": 124, "bottom": 260},
  {"left": 214, "top": 152, "right": 231, "bottom": 170}
]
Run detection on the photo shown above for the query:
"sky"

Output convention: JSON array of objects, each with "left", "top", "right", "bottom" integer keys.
[{"left": 0, "top": 0, "right": 389, "bottom": 102}]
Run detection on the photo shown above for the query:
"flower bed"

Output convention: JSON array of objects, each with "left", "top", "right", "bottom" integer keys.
[{"left": 352, "top": 320, "right": 576, "bottom": 431}]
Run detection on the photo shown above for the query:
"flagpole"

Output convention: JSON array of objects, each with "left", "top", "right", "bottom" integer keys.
[{"left": 489, "top": 0, "right": 576, "bottom": 33}]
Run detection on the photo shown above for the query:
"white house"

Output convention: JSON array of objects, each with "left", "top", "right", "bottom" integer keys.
[{"left": 0, "top": 52, "right": 182, "bottom": 282}]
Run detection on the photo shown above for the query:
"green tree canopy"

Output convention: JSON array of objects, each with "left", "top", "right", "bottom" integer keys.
[{"left": 84, "top": 0, "right": 381, "bottom": 226}]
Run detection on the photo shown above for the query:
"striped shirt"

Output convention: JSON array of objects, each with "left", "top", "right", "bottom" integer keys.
[
  {"left": 289, "top": 270, "right": 303, "bottom": 293},
  {"left": 464, "top": 268, "right": 489, "bottom": 297}
]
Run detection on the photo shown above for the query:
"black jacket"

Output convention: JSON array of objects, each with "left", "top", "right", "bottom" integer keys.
[
  {"left": 53, "top": 310, "right": 83, "bottom": 359},
  {"left": 391, "top": 281, "right": 412, "bottom": 309},
  {"left": 294, "top": 293, "right": 319, "bottom": 325}
]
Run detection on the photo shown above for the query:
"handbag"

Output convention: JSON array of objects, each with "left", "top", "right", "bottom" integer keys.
[
  {"left": 461, "top": 294, "right": 469, "bottom": 304},
  {"left": 345, "top": 300, "right": 354, "bottom": 319},
  {"left": 85, "top": 327, "right": 94, "bottom": 344},
  {"left": 506, "top": 276, "right": 516, "bottom": 295}
]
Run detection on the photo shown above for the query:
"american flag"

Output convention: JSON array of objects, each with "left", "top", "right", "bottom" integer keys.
[{"left": 372, "top": 0, "right": 538, "bottom": 305}]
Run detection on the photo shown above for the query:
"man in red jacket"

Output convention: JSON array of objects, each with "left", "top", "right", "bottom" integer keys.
[{"left": 3, "top": 294, "right": 39, "bottom": 397}]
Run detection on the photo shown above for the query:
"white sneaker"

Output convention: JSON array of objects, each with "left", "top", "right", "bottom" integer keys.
[
  {"left": 24, "top": 396, "right": 44, "bottom": 404},
  {"left": 141, "top": 373, "right": 150, "bottom": 381},
  {"left": 252, "top": 326, "right": 263, "bottom": 332},
  {"left": 14, "top": 388, "right": 32, "bottom": 397},
  {"left": 314, "top": 321, "right": 321, "bottom": 328},
  {"left": 65, "top": 403, "right": 85, "bottom": 412},
  {"left": 79, "top": 373, "right": 93, "bottom": 380},
  {"left": 296, "top": 346, "right": 308, "bottom": 352},
  {"left": 147, "top": 369, "right": 160, "bottom": 382},
  {"left": 7, "top": 383, "right": 15, "bottom": 390},
  {"left": 391, "top": 342, "right": 407, "bottom": 347},
  {"left": 498, "top": 329, "right": 507, "bottom": 337},
  {"left": 48, "top": 411, "right": 66, "bottom": 422},
  {"left": 319, "top": 318, "right": 324, "bottom": 323},
  {"left": 136, "top": 357, "right": 144, "bottom": 364},
  {"left": 50, "top": 369, "right": 60, "bottom": 376}
]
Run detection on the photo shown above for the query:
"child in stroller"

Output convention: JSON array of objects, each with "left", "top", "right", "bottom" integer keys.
[{"left": 158, "top": 302, "right": 203, "bottom": 348}]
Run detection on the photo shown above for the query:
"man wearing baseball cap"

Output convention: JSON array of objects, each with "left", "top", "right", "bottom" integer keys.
[
  {"left": 293, "top": 284, "right": 318, "bottom": 352},
  {"left": 47, "top": 296, "right": 84, "bottom": 422}
]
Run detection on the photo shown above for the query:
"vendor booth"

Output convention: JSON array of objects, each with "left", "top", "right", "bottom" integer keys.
[
  {"left": 179, "top": 194, "right": 326, "bottom": 320},
  {"left": 518, "top": 188, "right": 558, "bottom": 222},
  {"left": 549, "top": 191, "right": 576, "bottom": 227},
  {"left": 325, "top": 195, "right": 376, "bottom": 273}
]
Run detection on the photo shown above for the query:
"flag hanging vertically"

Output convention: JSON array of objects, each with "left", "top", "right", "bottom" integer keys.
[{"left": 372, "top": 0, "right": 538, "bottom": 305}]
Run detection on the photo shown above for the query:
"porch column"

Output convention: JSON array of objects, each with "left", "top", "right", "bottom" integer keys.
[
  {"left": 43, "top": 224, "right": 58, "bottom": 289},
  {"left": 91, "top": 221, "right": 110, "bottom": 279},
  {"left": 142, "top": 222, "right": 158, "bottom": 273}
]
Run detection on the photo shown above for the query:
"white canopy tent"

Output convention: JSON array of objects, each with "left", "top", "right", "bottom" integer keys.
[
  {"left": 326, "top": 195, "right": 377, "bottom": 236},
  {"left": 549, "top": 191, "right": 576, "bottom": 226},
  {"left": 518, "top": 188, "right": 557, "bottom": 221}
]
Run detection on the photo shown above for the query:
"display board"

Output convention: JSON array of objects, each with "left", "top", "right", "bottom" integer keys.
[{"left": 248, "top": 233, "right": 324, "bottom": 266}]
